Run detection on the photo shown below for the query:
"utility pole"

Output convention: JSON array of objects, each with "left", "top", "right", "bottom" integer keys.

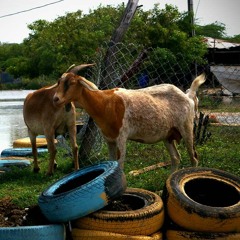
[
  {"left": 188, "top": 0, "right": 197, "bottom": 77},
  {"left": 188, "top": 0, "right": 195, "bottom": 37}
]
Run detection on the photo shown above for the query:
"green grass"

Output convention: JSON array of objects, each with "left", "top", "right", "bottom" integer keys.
[
  {"left": 0, "top": 125, "right": 240, "bottom": 208},
  {"left": 200, "top": 95, "right": 240, "bottom": 112}
]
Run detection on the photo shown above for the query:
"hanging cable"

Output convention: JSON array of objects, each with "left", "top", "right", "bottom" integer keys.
[
  {"left": 194, "top": 0, "right": 201, "bottom": 21},
  {"left": 0, "top": 0, "right": 64, "bottom": 19}
]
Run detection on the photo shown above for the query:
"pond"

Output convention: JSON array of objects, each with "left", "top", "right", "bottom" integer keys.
[{"left": 0, "top": 90, "right": 34, "bottom": 155}]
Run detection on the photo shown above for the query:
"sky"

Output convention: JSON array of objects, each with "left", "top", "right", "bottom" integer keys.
[{"left": 0, "top": 0, "right": 239, "bottom": 43}]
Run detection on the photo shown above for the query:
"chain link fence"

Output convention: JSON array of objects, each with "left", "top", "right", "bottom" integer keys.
[{"left": 75, "top": 42, "right": 240, "bottom": 165}]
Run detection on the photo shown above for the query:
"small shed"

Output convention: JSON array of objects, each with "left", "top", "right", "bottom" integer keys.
[
  {"left": 204, "top": 37, "right": 240, "bottom": 65},
  {"left": 204, "top": 37, "right": 240, "bottom": 94}
]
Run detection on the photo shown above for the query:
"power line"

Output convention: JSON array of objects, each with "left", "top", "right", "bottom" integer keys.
[
  {"left": 195, "top": 0, "right": 201, "bottom": 21},
  {"left": 0, "top": 0, "right": 64, "bottom": 19}
]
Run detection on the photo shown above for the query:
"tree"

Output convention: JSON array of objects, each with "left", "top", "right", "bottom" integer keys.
[
  {"left": 0, "top": 4, "right": 208, "bottom": 82},
  {"left": 226, "top": 34, "right": 240, "bottom": 43},
  {"left": 195, "top": 21, "right": 226, "bottom": 39}
]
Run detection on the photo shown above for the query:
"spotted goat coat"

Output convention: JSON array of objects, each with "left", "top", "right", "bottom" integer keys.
[{"left": 53, "top": 69, "right": 206, "bottom": 172}]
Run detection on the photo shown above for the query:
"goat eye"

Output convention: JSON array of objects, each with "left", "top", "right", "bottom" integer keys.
[
  {"left": 69, "top": 80, "right": 76, "bottom": 86},
  {"left": 64, "top": 80, "right": 69, "bottom": 92}
]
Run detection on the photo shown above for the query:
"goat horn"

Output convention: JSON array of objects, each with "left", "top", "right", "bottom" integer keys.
[
  {"left": 65, "top": 64, "right": 76, "bottom": 73},
  {"left": 45, "top": 83, "right": 58, "bottom": 89},
  {"left": 66, "top": 63, "right": 95, "bottom": 74}
]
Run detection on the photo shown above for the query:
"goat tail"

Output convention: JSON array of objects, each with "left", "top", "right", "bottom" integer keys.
[{"left": 186, "top": 73, "right": 206, "bottom": 100}]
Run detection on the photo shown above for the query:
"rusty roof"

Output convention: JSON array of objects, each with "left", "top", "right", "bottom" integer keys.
[{"left": 203, "top": 37, "right": 240, "bottom": 49}]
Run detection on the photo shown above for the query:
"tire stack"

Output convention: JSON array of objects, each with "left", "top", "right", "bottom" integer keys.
[
  {"left": 0, "top": 161, "right": 127, "bottom": 240},
  {"left": 0, "top": 136, "right": 49, "bottom": 174},
  {"left": 37, "top": 160, "right": 165, "bottom": 239},
  {"left": 2, "top": 162, "right": 239, "bottom": 239},
  {"left": 38, "top": 160, "right": 129, "bottom": 239},
  {"left": 1, "top": 136, "right": 49, "bottom": 158},
  {"left": 163, "top": 167, "right": 240, "bottom": 240},
  {"left": 72, "top": 188, "right": 165, "bottom": 239}
]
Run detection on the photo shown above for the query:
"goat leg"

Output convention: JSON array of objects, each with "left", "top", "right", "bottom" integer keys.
[
  {"left": 46, "top": 136, "right": 57, "bottom": 176},
  {"left": 29, "top": 132, "right": 40, "bottom": 173},
  {"left": 164, "top": 140, "right": 181, "bottom": 172}
]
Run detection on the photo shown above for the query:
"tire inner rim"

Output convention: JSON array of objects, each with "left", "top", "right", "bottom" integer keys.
[
  {"left": 184, "top": 178, "right": 239, "bottom": 207},
  {"left": 103, "top": 194, "right": 147, "bottom": 211}
]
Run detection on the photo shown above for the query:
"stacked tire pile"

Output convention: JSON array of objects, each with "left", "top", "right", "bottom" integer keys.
[
  {"left": 37, "top": 160, "right": 165, "bottom": 239},
  {"left": 0, "top": 161, "right": 127, "bottom": 240},
  {"left": 163, "top": 167, "right": 240, "bottom": 240},
  {"left": 71, "top": 188, "right": 165, "bottom": 239},
  {"left": 0, "top": 163, "right": 239, "bottom": 240},
  {"left": 1, "top": 136, "right": 49, "bottom": 158},
  {"left": 0, "top": 136, "right": 49, "bottom": 174}
]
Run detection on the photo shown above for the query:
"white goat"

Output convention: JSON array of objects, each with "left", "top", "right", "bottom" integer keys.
[{"left": 53, "top": 67, "right": 206, "bottom": 172}]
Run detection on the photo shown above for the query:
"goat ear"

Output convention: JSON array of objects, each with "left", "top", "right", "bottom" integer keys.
[
  {"left": 79, "top": 76, "right": 98, "bottom": 90},
  {"left": 66, "top": 63, "right": 95, "bottom": 74}
]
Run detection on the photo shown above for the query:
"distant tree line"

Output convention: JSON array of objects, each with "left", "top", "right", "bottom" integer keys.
[{"left": 0, "top": 3, "right": 239, "bottom": 89}]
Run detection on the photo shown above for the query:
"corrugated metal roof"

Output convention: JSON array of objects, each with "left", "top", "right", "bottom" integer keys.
[
  {"left": 204, "top": 37, "right": 240, "bottom": 49},
  {"left": 210, "top": 65, "right": 240, "bottom": 93}
]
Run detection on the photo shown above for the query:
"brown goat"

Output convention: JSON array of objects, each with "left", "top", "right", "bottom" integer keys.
[
  {"left": 23, "top": 84, "right": 79, "bottom": 175},
  {"left": 23, "top": 64, "right": 94, "bottom": 175}
]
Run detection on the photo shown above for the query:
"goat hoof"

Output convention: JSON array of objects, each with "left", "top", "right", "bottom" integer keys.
[{"left": 33, "top": 167, "right": 40, "bottom": 173}]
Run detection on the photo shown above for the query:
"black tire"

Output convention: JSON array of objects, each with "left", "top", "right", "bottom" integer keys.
[
  {"left": 164, "top": 167, "right": 240, "bottom": 232},
  {"left": 74, "top": 188, "right": 164, "bottom": 236},
  {"left": 166, "top": 230, "right": 240, "bottom": 240},
  {"left": 0, "top": 224, "right": 65, "bottom": 240},
  {"left": 38, "top": 161, "right": 126, "bottom": 223}
]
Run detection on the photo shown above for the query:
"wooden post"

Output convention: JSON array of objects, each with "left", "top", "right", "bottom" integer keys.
[{"left": 100, "top": 0, "right": 139, "bottom": 89}]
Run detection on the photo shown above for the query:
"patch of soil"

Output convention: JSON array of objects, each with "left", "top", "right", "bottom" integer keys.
[
  {"left": 0, "top": 197, "right": 49, "bottom": 227},
  {"left": 103, "top": 198, "right": 132, "bottom": 211},
  {"left": 0, "top": 196, "right": 133, "bottom": 227}
]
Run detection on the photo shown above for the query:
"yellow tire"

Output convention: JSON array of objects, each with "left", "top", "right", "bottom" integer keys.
[
  {"left": 165, "top": 167, "right": 240, "bottom": 232},
  {"left": 166, "top": 230, "right": 240, "bottom": 240},
  {"left": 13, "top": 137, "right": 52, "bottom": 148},
  {"left": 0, "top": 156, "right": 31, "bottom": 160},
  {"left": 73, "top": 188, "right": 164, "bottom": 236},
  {"left": 72, "top": 229, "right": 162, "bottom": 240},
  {"left": 13, "top": 136, "right": 58, "bottom": 148}
]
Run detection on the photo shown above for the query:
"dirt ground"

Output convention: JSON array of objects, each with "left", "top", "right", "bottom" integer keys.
[
  {"left": 0, "top": 196, "right": 130, "bottom": 227},
  {"left": 0, "top": 197, "right": 49, "bottom": 227}
]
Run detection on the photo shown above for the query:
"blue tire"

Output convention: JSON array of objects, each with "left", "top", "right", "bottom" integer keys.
[
  {"left": 1, "top": 148, "right": 48, "bottom": 157},
  {"left": 0, "top": 224, "right": 65, "bottom": 240},
  {"left": 0, "top": 159, "right": 31, "bottom": 171},
  {"left": 38, "top": 161, "right": 127, "bottom": 223}
]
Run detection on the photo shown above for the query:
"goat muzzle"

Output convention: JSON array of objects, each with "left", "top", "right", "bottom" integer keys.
[
  {"left": 53, "top": 95, "right": 63, "bottom": 107},
  {"left": 53, "top": 95, "right": 59, "bottom": 103}
]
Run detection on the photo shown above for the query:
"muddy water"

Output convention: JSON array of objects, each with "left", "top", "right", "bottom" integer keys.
[{"left": 0, "top": 90, "right": 34, "bottom": 154}]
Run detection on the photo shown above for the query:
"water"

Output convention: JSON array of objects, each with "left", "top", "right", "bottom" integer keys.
[{"left": 0, "top": 90, "right": 34, "bottom": 154}]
